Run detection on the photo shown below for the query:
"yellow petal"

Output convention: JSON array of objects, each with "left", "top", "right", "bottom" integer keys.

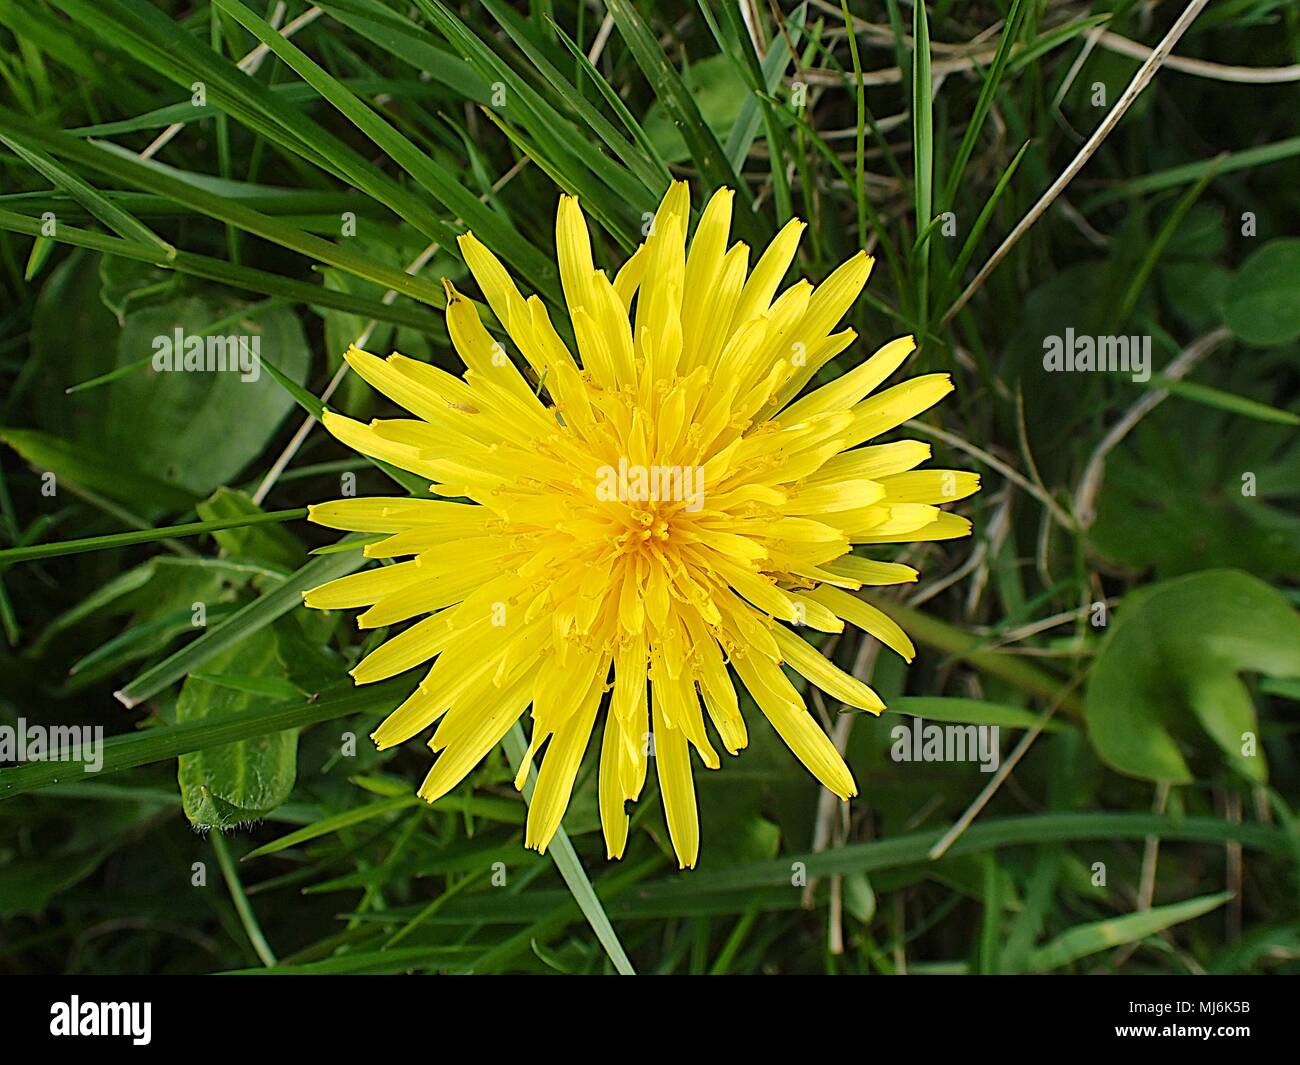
[
  {"left": 302, "top": 559, "right": 423, "bottom": 610},
  {"left": 857, "top": 510, "right": 973, "bottom": 543},
  {"left": 599, "top": 713, "right": 631, "bottom": 860},
  {"left": 823, "top": 555, "right": 919, "bottom": 586},
  {"left": 807, "top": 440, "right": 932, "bottom": 484},
  {"left": 806, "top": 585, "right": 916, "bottom": 662},
  {"left": 877, "top": 469, "right": 982, "bottom": 505},
  {"left": 417, "top": 672, "right": 533, "bottom": 803},
  {"left": 733, "top": 216, "right": 804, "bottom": 327},
  {"left": 773, "top": 625, "right": 886, "bottom": 712},
  {"left": 845, "top": 374, "right": 954, "bottom": 447},
  {"left": 731, "top": 650, "right": 858, "bottom": 799},
  {"left": 525, "top": 672, "right": 603, "bottom": 853},
  {"left": 350, "top": 610, "right": 458, "bottom": 684},
  {"left": 780, "top": 334, "right": 914, "bottom": 423},
  {"left": 652, "top": 696, "right": 700, "bottom": 869}
]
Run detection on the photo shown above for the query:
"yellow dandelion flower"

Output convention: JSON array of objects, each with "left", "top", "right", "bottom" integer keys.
[{"left": 302, "top": 183, "right": 978, "bottom": 869}]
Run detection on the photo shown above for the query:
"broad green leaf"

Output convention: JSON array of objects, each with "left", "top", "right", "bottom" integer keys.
[
  {"left": 641, "top": 55, "right": 749, "bottom": 165},
  {"left": 1091, "top": 392, "right": 1300, "bottom": 580},
  {"left": 177, "top": 631, "right": 298, "bottom": 829},
  {"left": 0, "top": 849, "right": 109, "bottom": 917},
  {"left": 98, "top": 255, "right": 176, "bottom": 325},
  {"left": 1085, "top": 570, "right": 1300, "bottom": 783},
  {"left": 1226, "top": 238, "right": 1300, "bottom": 345},
  {"left": 100, "top": 295, "right": 311, "bottom": 496},
  {"left": 0, "top": 427, "right": 197, "bottom": 511},
  {"left": 186, "top": 672, "right": 305, "bottom": 700},
  {"left": 196, "top": 488, "right": 305, "bottom": 572}
]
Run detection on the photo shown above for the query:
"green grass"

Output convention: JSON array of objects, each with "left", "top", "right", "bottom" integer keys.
[{"left": 1, "top": 0, "right": 1298, "bottom": 976}]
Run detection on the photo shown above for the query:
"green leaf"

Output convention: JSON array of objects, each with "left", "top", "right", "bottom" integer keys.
[
  {"left": 1083, "top": 135, "right": 1300, "bottom": 212},
  {"left": 40, "top": 0, "right": 468, "bottom": 282},
  {"left": 0, "top": 427, "right": 197, "bottom": 511},
  {"left": 196, "top": 488, "right": 306, "bottom": 572},
  {"left": 314, "top": 0, "right": 490, "bottom": 102},
  {"left": 939, "top": 0, "right": 1025, "bottom": 210},
  {"left": 243, "top": 795, "right": 419, "bottom": 859},
  {"left": 610, "top": 814, "right": 1289, "bottom": 895},
  {"left": 103, "top": 296, "right": 311, "bottom": 496},
  {"left": 0, "top": 852, "right": 106, "bottom": 917},
  {"left": 177, "top": 631, "right": 298, "bottom": 829},
  {"left": 211, "top": 0, "right": 561, "bottom": 301},
  {"left": 465, "top": 0, "right": 664, "bottom": 212},
  {"left": 641, "top": 55, "right": 748, "bottom": 166},
  {"left": 910, "top": 0, "right": 933, "bottom": 327},
  {"left": 0, "top": 209, "right": 441, "bottom": 332},
  {"left": 257, "top": 356, "right": 430, "bottom": 497},
  {"left": 0, "top": 107, "right": 449, "bottom": 307},
  {"left": 503, "top": 724, "right": 636, "bottom": 976},
  {"left": 187, "top": 672, "right": 305, "bottom": 700},
  {"left": 1085, "top": 570, "right": 1300, "bottom": 783},
  {"left": 1226, "top": 238, "right": 1300, "bottom": 346},
  {"left": 1090, "top": 369, "right": 1300, "bottom": 581},
  {"left": 548, "top": 17, "right": 672, "bottom": 182}
]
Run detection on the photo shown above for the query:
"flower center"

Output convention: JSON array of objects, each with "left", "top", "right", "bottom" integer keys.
[{"left": 617, "top": 500, "right": 677, "bottom": 553}]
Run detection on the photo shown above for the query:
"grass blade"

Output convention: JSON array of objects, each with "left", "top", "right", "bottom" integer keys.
[
  {"left": 0, "top": 508, "right": 306, "bottom": 564},
  {"left": 0, "top": 679, "right": 414, "bottom": 799},
  {"left": 0, "top": 132, "right": 171, "bottom": 250},
  {"left": 0, "top": 207, "right": 441, "bottom": 332},
  {"left": 1027, "top": 891, "right": 1233, "bottom": 971},
  {"left": 1145, "top": 375, "right": 1300, "bottom": 426},
  {"left": 604, "top": 0, "right": 757, "bottom": 241},
  {"left": 0, "top": 109, "right": 450, "bottom": 305},
  {"left": 911, "top": 0, "right": 934, "bottom": 329},
  {"left": 503, "top": 724, "right": 636, "bottom": 975},
  {"left": 212, "top": 0, "right": 561, "bottom": 300},
  {"left": 114, "top": 549, "right": 367, "bottom": 707},
  {"left": 939, "top": 0, "right": 1026, "bottom": 210}
]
